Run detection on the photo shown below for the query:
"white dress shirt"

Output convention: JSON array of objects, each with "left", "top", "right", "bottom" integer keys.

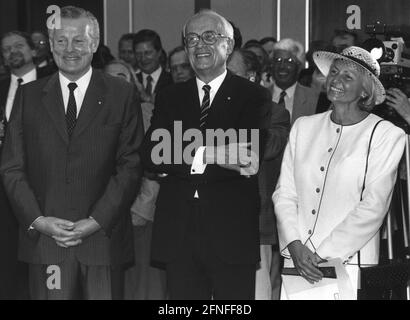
[
  {"left": 59, "top": 67, "right": 92, "bottom": 116},
  {"left": 141, "top": 66, "right": 162, "bottom": 93},
  {"left": 272, "top": 83, "right": 296, "bottom": 118},
  {"left": 5, "top": 68, "right": 37, "bottom": 120},
  {"left": 273, "top": 111, "right": 405, "bottom": 294}
]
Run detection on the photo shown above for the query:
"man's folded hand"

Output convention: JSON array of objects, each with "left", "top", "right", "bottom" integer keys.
[{"left": 204, "top": 142, "right": 259, "bottom": 175}]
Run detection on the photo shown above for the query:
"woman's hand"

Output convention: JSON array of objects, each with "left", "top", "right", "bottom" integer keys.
[
  {"left": 260, "top": 72, "right": 274, "bottom": 89},
  {"left": 385, "top": 88, "right": 410, "bottom": 124},
  {"left": 287, "top": 240, "right": 324, "bottom": 284}
]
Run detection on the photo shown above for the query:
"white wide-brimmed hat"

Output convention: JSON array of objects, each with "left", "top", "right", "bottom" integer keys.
[{"left": 312, "top": 46, "right": 386, "bottom": 105}]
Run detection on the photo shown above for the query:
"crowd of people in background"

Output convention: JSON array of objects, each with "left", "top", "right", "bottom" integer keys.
[{"left": 0, "top": 5, "right": 410, "bottom": 301}]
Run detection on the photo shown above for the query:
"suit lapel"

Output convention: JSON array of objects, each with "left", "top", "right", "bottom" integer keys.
[
  {"left": 71, "top": 70, "right": 106, "bottom": 139},
  {"left": 155, "top": 70, "right": 165, "bottom": 94},
  {"left": 292, "top": 83, "right": 306, "bottom": 123},
  {"left": 155, "top": 70, "right": 172, "bottom": 94},
  {"left": 136, "top": 72, "right": 142, "bottom": 85},
  {"left": 42, "top": 73, "right": 69, "bottom": 144},
  {"left": 206, "top": 71, "right": 234, "bottom": 126},
  {"left": 184, "top": 78, "right": 201, "bottom": 127},
  {"left": 0, "top": 76, "right": 11, "bottom": 113}
]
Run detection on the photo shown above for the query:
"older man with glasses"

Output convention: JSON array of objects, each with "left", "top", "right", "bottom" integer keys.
[
  {"left": 271, "top": 38, "right": 319, "bottom": 124},
  {"left": 140, "top": 9, "right": 272, "bottom": 300}
]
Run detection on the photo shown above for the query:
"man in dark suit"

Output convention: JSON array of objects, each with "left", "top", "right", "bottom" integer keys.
[
  {"left": 0, "top": 31, "right": 55, "bottom": 122},
  {"left": 0, "top": 6, "right": 143, "bottom": 300},
  {"left": 133, "top": 29, "right": 172, "bottom": 104},
  {"left": 270, "top": 38, "right": 319, "bottom": 124},
  {"left": 0, "top": 30, "right": 55, "bottom": 300},
  {"left": 140, "top": 10, "right": 271, "bottom": 299}
]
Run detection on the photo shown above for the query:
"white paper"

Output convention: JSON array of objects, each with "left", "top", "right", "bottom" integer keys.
[{"left": 282, "top": 258, "right": 356, "bottom": 300}]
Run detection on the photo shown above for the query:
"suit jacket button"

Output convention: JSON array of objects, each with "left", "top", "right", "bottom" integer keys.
[
  {"left": 312, "top": 209, "right": 316, "bottom": 215},
  {"left": 316, "top": 188, "right": 320, "bottom": 193},
  {"left": 320, "top": 166, "right": 325, "bottom": 171},
  {"left": 308, "top": 229, "right": 312, "bottom": 235}
]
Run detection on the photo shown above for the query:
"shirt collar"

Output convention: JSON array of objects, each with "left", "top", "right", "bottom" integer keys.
[
  {"left": 273, "top": 82, "right": 297, "bottom": 99},
  {"left": 11, "top": 67, "right": 37, "bottom": 84},
  {"left": 196, "top": 69, "right": 227, "bottom": 93},
  {"left": 142, "top": 66, "right": 162, "bottom": 84},
  {"left": 59, "top": 67, "right": 93, "bottom": 93}
]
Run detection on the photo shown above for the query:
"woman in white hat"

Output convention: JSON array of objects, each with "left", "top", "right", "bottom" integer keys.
[{"left": 273, "top": 46, "right": 406, "bottom": 299}]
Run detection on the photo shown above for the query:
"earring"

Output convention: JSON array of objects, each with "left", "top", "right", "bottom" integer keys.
[{"left": 361, "top": 93, "right": 368, "bottom": 99}]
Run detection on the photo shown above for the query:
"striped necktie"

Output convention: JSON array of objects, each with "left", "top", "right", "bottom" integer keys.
[
  {"left": 200, "top": 84, "right": 211, "bottom": 128},
  {"left": 66, "top": 82, "right": 78, "bottom": 137}
]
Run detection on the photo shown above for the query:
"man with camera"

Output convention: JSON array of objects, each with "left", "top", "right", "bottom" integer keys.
[{"left": 386, "top": 88, "right": 410, "bottom": 124}]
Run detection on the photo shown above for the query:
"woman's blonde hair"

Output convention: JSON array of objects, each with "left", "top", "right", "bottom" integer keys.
[{"left": 358, "top": 67, "right": 377, "bottom": 112}]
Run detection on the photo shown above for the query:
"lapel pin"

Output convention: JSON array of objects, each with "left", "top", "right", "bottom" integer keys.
[
  {"left": 227, "top": 97, "right": 231, "bottom": 101},
  {"left": 98, "top": 101, "right": 102, "bottom": 105}
]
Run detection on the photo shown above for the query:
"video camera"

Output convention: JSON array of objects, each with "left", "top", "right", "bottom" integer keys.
[{"left": 364, "top": 22, "right": 410, "bottom": 133}]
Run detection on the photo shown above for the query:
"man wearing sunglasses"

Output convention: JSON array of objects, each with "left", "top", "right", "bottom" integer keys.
[
  {"left": 271, "top": 38, "right": 318, "bottom": 124},
  {"left": 140, "top": 10, "right": 271, "bottom": 299}
]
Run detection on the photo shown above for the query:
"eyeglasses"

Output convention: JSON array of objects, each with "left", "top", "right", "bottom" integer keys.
[
  {"left": 273, "top": 57, "right": 298, "bottom": 65},
  {"left": 184, "top": 31, "right": 230, "bottom": 48}
]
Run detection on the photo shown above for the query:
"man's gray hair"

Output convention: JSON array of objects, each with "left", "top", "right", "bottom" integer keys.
[
  {"left": 48, "top": 6, "right": 100, "bottom": 41},
  {"left": 183, "top": 9, "right": 233, "bottom": 39},
  {"left": 273, "top": 38, "right": 305, "bottom": 65}
]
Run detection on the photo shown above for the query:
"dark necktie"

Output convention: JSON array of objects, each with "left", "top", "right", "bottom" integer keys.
[
  {"left": 145, "top": 75, "right": 153, "bottom": 95},
  {"left": 17, "top": 78, "right": 23, "bottom": 87},
  {"left": 278, "top": 90, "right": 286, "bottom": 107},
  {"left": 200, "top": 84, "right": 211, "bottom": 128},
  {"left": 66, "top": 82, "right": 78, "bottom": 137}
]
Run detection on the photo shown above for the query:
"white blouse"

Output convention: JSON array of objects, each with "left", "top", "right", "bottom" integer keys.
[{"left": 273, "top": 111, "right": 406, "bottom": 266}]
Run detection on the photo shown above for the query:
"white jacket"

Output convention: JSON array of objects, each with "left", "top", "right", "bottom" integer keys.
[{"left": 273, "top": 111, "right": 405, "bottom": 266}]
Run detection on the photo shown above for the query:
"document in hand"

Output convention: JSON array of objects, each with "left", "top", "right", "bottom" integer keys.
[{"left": 281, "top": 258, "right": 356, "bottom": 300}]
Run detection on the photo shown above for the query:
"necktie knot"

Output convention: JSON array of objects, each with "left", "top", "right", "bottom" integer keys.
[
  {"left": 280, "top": 90, "right": 286, "bottom": 99},
  {"left": 17, "top": 78, "right": 23, "bottom": 86},
  {"left": 278, "top": 90, "right": 286, "bottom": 105},
  {"left": 202, "top": 84, "right": 211, "bottom": 95},
  {"left": 68, "top": 82, "right": 77, "bottom": 92},
  {"left": 146, "top": 75, "right": 153, "bottom": 83}
]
